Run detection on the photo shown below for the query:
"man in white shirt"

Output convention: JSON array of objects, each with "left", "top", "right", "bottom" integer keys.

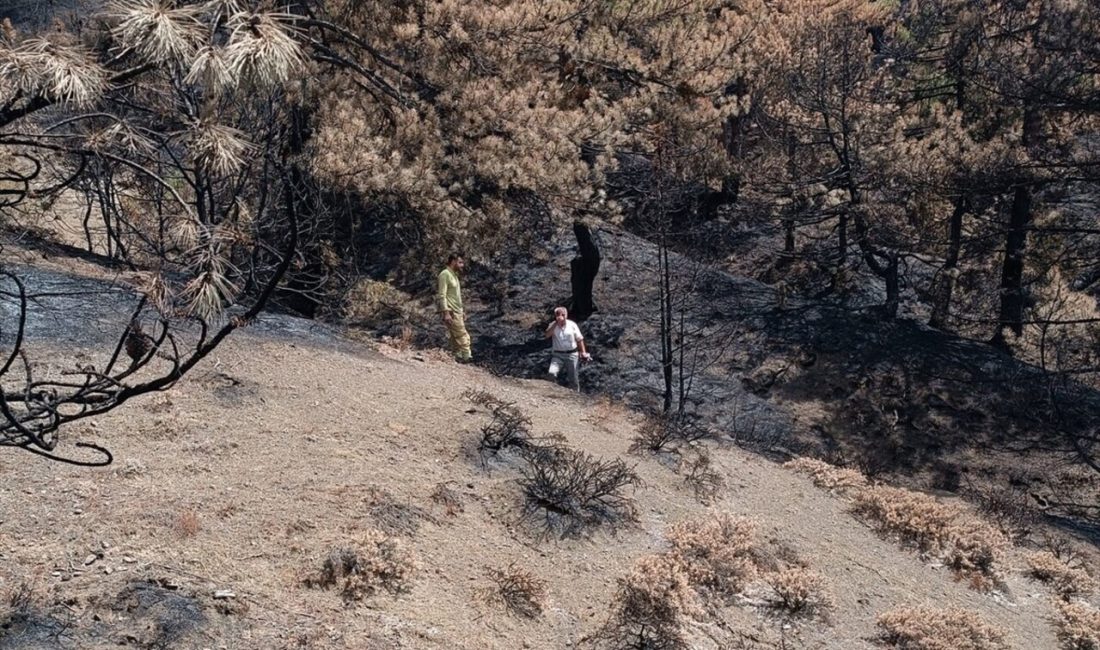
[{"left": 544, "top": 306, "right": 591, "bottom": 391}]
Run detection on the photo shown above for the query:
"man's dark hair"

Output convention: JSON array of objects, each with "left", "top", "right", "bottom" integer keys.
[{"left": 448, "top": 252, "right": 464, "bottom": 264}]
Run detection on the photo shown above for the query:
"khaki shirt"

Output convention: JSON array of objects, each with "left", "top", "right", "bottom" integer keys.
[{"left": 437, "top": 268, "right": 463, "bottom": 314}]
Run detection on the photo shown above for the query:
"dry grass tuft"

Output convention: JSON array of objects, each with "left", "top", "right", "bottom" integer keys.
[
  {"left": 876, "top": 605, "right": 1009, "bottom": 650},
  {"left": 174, "top": 509, "right": 201, "bottom": 537},
  {"left": 666, "top": 513, "right": 758, "bottom": 598},
  {"left": 1052, "top": 600, "right": 1100, "bottom": 650},
  {"left": 482, "top": 563, "right": 549, "bottom": 619},
  {"left": 308, "top": 530, "right": 418, "bottom": 602},
  {"left": 430, "top": 482, "right": 463, "bottom": 517},
  {"left": 852, "top": 485, "right": 1007, "bottom": 588},
  {"left": 784, "top": 457, "right": 867, "bottom": 493},
  {"left": 765, "top": 567, "right": 831, "bottom": 616},
  {"left": 1026, "top": 551, "right": 1096, "bottom": 600}
]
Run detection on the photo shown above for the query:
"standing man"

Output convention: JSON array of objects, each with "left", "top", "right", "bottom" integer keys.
[
  {"left": 438, "top": 252, "right": 472, "bottom": 362},
  {"left": 545, "top": 306, "right": 590, "bottom": 391}
]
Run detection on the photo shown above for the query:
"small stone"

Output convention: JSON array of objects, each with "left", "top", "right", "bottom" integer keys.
[
  {"left": 83, "top": 554, "right": 97, "bottom": 566},
  {"left": 213, "top": 589, "right": 236, "bottom": 599},
  {"left": 123, "top": 556, "right": 136, "bottom": 563}
]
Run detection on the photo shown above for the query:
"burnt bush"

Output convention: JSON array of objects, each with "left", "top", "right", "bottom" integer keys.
[
  {"left": 482, "top": 563, "right": 549, "bottom": 619},
  {"left": 631, "top": 413, "right": 718, "bottom": 455},
  {"left": 519, "top": 444, "right": 641, "bottom": 539},
  {"left": 464, "top": 389, "right": 534, "bottom": 459}
]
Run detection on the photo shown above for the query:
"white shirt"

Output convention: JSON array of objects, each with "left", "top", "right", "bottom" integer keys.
[{"left": 550, "top": 320, "right": 583, "bottom": 352}]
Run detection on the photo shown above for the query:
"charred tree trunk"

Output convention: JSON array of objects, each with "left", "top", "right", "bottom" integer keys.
[
  {"left": 991, "top": 106, "right": 1041, "bottom": 348},
  {"left": 568, "top": 220, "right": 600, "bottom": 321},
  {"left": 929, "top": 196, "right": 967, "bottom": 329},
  {"left": 991, "top": 183, "right": 1033, "bottom": 347}
]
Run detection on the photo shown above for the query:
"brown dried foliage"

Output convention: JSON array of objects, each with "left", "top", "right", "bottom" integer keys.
[
  {"left": 598, "top": 554, "right": 702, "bottom": 650},
  {"left": 765, "top": 567, "right": 831, "bottom": 616},
  {"left": 876, "top": 605, "right": 1009, "bottom": 650},
  {"left": 1052, "top": 600, "right": 1100, "bottom": 650},
  {"left": 665, "top": 513, "right": 759, "bottom": 599},
  {"left": 784, "top": 457, "right": 867, "bottom": 493},
  {"left": 308, "top": 530, "right": 418, "bottom": 601},
  {"left": 1026, "top": 551, "right": 1096, "bottom": 600},
  {"left": 852, "top": 486, "right": 1007, "bottom": 588}
]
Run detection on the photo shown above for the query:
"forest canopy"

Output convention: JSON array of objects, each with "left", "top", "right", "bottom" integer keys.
[{"left": 1, "top": 0, "right": 1099, "bottom": 460}]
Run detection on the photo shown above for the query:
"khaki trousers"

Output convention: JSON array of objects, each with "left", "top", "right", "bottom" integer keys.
[{"left": 446, "top": 312, "right": 472, "bottom": 360}]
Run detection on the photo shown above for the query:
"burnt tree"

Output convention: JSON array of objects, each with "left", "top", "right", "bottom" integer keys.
[{"left": 568, "top": 220, "right": 600, "bottom": 321}]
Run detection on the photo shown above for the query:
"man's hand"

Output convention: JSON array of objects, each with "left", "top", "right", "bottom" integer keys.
[
  {"left": 581, "top": 352, "right": 592, "bottom": 362},
  {"left": 443, "top": 311, "right": 452, "bottom": 324}
]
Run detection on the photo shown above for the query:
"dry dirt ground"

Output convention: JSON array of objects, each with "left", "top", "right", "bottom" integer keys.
[{"left": 0, "top": 324, "right": 1082, "bottom": 649}]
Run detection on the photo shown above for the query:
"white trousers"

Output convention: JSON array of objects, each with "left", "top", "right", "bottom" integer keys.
[{"left": 548, "top": 351, "right": 580, "bottom": 391}]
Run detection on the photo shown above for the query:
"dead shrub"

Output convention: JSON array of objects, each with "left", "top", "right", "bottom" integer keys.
[
  {"left": 519, "top": 445, "right": 641, "bottom": 538},
  {"left": 765, "top": 567, "right": 830, "bottom": 616},
  {"left": 483, "top": 563, "right": 548, "bottom": 619},
  {"left": 631, "top": 413, "right": 717, "bottom": 455},
  {"left": 174, "top": 510, "right": 202, "bottom": 538},
  {"left": 466, "top": 391, "right": 533, "bottom": 459},
  {"left": 2, "top": 581, "right": 37, "bottom": 620},
  {"left": 876, "top": 605, "right": 1008, "bottom": 650},
  {"left": 345, "top": 279, "right": 408, "bottom": 325},
  {"left": 665, "top": 513, "right": 758, "bottom": 598},
  {"left": 362, "top": 487, "right": 428, "bottom": 537},
  {"left": 1053, "top": 600, "right": 1100, "bottom": 650},
  {"left": 1027, "top": 551, "right": 1096, "bottom": 600},
  {"left": 783, "top": 457, "right": 867, "bottom": 493},
  {"left": 308, "top": 530, "right": 418, "bottom": 601},
  {"left": 598, "top": 554, "right": 703, "bottom": 650},
  {"left": 968, "top": 483, "right": 1038, "bottom": 541},
  {"left": 852, "top": 485, "right": 1007, "bottom": 588},
  {"left": 430, "top": 482, "right": 464, "bottom": 517},
  {"left": 681, "top": 449, "right": 725, "bottom": 504}
]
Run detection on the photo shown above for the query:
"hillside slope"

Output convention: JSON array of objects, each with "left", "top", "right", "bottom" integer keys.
[{"left": 0, "top": 319, "right": 1077, "bottom": 649}]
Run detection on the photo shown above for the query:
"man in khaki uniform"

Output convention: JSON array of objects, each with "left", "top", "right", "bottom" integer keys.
[{"left": 437, "top": 253, "right": 472, "bottom": 362}]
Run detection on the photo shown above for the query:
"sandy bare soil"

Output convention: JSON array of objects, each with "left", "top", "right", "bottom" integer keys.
[{"left": 0, "top": 323, "right": 1080, "bottom": 649}]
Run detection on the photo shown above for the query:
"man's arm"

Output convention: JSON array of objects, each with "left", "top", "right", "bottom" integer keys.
[
  {"left": 437, "top": 271, "right": 452, "bottom": 322},
  {"left": 545, "top": 322, "right": 556, "bottom": 339},
  {"left": 575, "top": 326, "right": 590, "bottom": 359}
]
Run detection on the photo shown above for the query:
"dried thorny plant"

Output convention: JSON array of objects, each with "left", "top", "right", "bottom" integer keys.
[
  {"left": 482, "top": 563, "right": 549, "bottom": 619},
  {"left": 631, "top": 412, "right": 718, "bottom": 455},
  {"left": 463, "top": 389, "right": 534, "bottom": 460},
  {"left": 174, "top": 509, "right": 202, "bottom": 538},
  {"left": 519, "top": 444, "right": 641, "bottom": 539},
  {"left": 364, "top": 488, "right": 428, "bottom": 538},
  {"left": 681, "top": 449, "right": 724, "bottom": 504},
  {"left": 430, "top": 482, "right": 463, "bottom": 517},
  {"left": 783, "top": 457, "right": 868, "bottom": 494},
  {"left": 307, "top": 531, "right": 418, "bottom": 602},
  {"left": 876, "top": 606, "right": 1009, "bottom": 650},
  {"left": 1026, "top": 551, "right": 1096, "bottom": 600},
  {"left": 851, "top": 485, "right": 1008, "bottom": 590},
  {"left": 1052, "top": 600, "right": 1100, "bottom": 650},
  {"left": 596, "top": 553, "right": 701, "bottom": 650},
  {"left": 765, "top": 567, "right": 831, "bottom": 617},
  {"left": 966, "top": 482, "right": 1039, "bottom": 541},
  {"left": 665, "top": 513, "right": 759, "bottom": 600}
]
